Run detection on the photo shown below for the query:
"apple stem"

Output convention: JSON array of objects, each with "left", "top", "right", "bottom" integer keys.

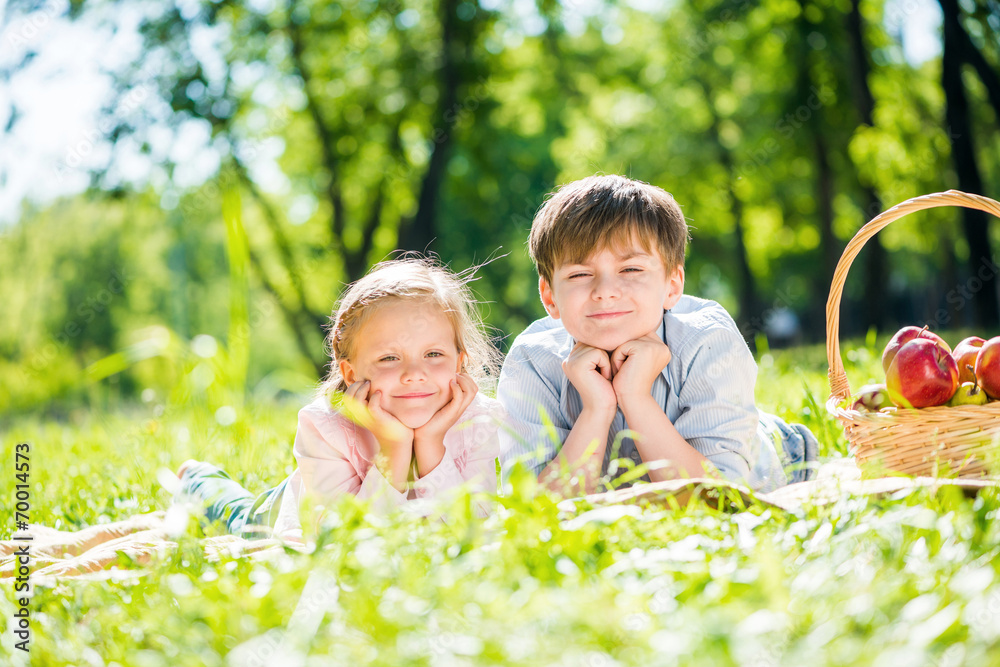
[{"left": 920, "top": 325, "right": 930, "bottom": 335}]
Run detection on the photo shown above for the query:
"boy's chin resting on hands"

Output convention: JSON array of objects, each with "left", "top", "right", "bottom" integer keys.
[
  {"left": 563, "top": 332, "right": 673, "bottom": 410},
  {"left": 609, "top": 333, "right": 672, "bottom": 405}
]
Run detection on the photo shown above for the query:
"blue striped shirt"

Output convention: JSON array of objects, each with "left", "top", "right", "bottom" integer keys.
[{"left": 497, "top": 294, "right": 787, "bottom": 492}]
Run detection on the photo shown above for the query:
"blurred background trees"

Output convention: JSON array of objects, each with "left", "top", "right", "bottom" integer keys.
[{"left": 2, "top": 0, "right": 999, "bottom": 411}]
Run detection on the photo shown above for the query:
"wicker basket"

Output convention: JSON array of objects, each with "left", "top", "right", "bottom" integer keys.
[{"left": 826, "top": 190, "right": 1000, "bottom": 477}]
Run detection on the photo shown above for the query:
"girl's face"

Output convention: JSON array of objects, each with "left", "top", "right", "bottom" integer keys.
[{"left": 339, "top": 300, "right": 462, "bottom": 429}]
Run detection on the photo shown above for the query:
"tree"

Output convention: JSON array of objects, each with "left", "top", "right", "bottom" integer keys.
[
  {"left": 48, "top": 0, "right": 502, "bottom": 371},
  {"left": 846, "top": 0, "right": 887, "bottom": 331},
  {"left": 940, "top": 0, "right": 999, "bottom": 329}
]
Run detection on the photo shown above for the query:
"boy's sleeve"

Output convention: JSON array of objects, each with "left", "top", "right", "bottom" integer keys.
[
  {"left": 672, "top": 325, "right": 759, "bottom": 484},
  {"left": 496, "top": 342, "right": 570, "bottom": 484}
]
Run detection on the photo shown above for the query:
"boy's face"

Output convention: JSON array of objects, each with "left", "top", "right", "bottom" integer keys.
[{"left": 539, "top": 241, "right": 684, "bottom": 352}]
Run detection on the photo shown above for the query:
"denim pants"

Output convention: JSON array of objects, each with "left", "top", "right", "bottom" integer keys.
[
  {"left": 759, "top": 412, "right": 819, "bottom": 484},
  {"left": 174, "top": 461, "right": 288, "bottom": 539}
]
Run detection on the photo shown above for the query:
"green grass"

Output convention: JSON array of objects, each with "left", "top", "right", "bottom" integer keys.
[{"left": 3, "top": 338, "right": 1000, "bottom": 665}]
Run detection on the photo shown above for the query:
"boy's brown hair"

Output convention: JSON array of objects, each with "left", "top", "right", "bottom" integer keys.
[{"left": 528, "top": 175, "right": 689, "bottom": 283}]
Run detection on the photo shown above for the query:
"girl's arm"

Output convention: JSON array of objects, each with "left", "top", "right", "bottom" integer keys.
[
  {"left": 411, "top": 373, "right": 478, "bottom": 477},
  {"left": 294, "top": 401, "right": 408, "bottom": 512},
  {"left": 412, "top": 397, "right": 503, "bottom": 515}
]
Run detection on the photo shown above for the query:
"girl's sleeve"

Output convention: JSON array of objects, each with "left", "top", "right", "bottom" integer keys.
[
  {"left": 412, "top": 397, "right": 503, "bottom": 515},
  {"left": 294, "top": 403, "right": 407, "bottom": 511}
]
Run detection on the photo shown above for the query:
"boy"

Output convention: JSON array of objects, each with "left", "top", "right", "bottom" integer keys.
[{"left": 498, "top": 175, "right": 816, "bottom": 495}]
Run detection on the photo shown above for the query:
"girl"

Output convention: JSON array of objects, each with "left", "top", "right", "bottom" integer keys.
[{"left": 175, "top": 258, "right": 504, "bottom": 542}]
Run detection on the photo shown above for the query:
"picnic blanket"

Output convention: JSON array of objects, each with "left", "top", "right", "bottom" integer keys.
[
  {"left": 0, "top": 511, "right": 308, "bottom": 585},
  {"left": 4, "top": 460, "right": 997, "bottom": 585},
  {"left": 560, "top": 465, "right": 1000, "bottom": 513}
]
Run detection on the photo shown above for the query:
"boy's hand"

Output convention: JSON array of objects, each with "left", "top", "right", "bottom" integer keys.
[
  {"left": 611, "top": 333, "right": 672, "bottom": 407},
  {"left": 563, "top": 342, "right": 617, "bottom": 416},
  {"left": 412, "top": 372, "right": 478, "bottom": 451}
]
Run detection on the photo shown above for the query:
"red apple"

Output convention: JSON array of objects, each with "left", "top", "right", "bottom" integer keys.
[
  {"left": 974, "top": 336, "right": 1000, "bottom": 399},
  {"left": 886, "top": 338, "right": 960, "bottom": 408},
  {"left": 882, "top": 326, "right": 952, "bottom": 374},
  {"left": 952, "top": 336, "right": 986, "bottom": 385}
]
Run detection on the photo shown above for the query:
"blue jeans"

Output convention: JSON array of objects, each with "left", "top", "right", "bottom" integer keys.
[
  {"left": 174, "top": 461, "right": 288, "bottom": 539},
  {"left": 759, "top": 412, "right": 819, "bottom": 484}
]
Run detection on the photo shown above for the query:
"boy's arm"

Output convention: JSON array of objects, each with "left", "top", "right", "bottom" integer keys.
[
  {"left": 496, "top": 342, "right": 571, "bottom": 485},
  {"left": 612, "top": 334, "right": 718, "bottom": 482},
  {"left": 537, "top": 342, "right": 617, "bottom": 495},
  {"left": 616, "top": 400, "right": 715, "bottom": 482},
  {"left": 538, "top": 409, "right": 614, "bottom": 494},
  {"left": 617, "top": 327, "right": 757, "bottom": 483}
]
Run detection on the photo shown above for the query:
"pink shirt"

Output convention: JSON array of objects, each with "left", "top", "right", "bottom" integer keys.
[{"left": 273, "top": 393, "right": 503, "bottom": 539}]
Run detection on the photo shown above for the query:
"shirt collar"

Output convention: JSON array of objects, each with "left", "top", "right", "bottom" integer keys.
[{"left": 657, "top": 310, "right": 673, "bottom": 383}]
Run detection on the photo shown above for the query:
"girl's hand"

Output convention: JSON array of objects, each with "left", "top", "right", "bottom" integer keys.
[
  {"left": 343, "top": 380, "right": 413, "bottom": 453},
  {"left": 343, "top": 380, "right": 413, "bottom": 492},
  {"left": 412, "top": 373, "right": 478, "bottom": 475}
]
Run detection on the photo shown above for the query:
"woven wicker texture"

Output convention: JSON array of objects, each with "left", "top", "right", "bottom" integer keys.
[{"left": 826, "top": 190, "right": 1000, "bottom": 477}]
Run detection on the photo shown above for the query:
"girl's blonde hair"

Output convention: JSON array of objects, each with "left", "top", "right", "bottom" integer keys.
[{"left": 317, "top": 257, "right": 500, "bottom": 398}]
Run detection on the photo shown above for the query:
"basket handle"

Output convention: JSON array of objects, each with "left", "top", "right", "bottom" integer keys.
[{"left": 826, "top": 190, "right": 1000, "bottom": 401}]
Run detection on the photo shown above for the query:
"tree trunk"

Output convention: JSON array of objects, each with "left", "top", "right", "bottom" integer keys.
[
  {"left": 814, "top": 132, "right": 837, "bottom": 304},
  {"left": 941, "top": 0, "right": 999, "bottom": 328},
  {"left": 286, "top": 0, "right": 348, "bottom": 267},
  {"left": 693, "top": 78, "right": 759, "bottom": 333},
  {"left": 399, "top": 0, "right": 461, "bottom": 252},
  {"left": 846, "top": 0, "right": 887, "bottom": 331},
  {"left": 719, "top": 146, "right": 759, "bottom": 334},
  {"left": 948, "top": 4, "right": 1000, "bottom": 127}
]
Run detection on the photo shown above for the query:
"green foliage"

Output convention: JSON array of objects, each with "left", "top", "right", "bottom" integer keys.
[
  {"left": 5, "top": 340, "right": 1000, "bottom": 664},
  {"left": 3, "top": 0, "right": 1000, "bottom": 660},
  {"left": 3, "top": 0, "right": 1000, "bottom": 407},
  {"left": 0, "top": 190, "right": 318, "bottom": 412},
  {"left": 5, "top": 1, "right": 1000, "bottom": 659}
]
